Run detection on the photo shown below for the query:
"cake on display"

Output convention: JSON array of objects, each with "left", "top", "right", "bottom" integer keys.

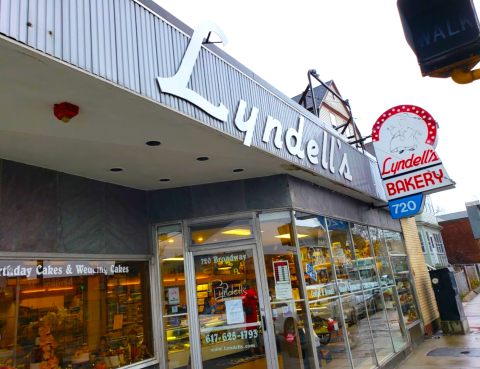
[{"left": 73, "top": 344, "right": 91, "bottom": 364}]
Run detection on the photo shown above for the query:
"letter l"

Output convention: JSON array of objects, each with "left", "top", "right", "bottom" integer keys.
[{"left": 157, "top": 21, "right": 229, "bottom": 122}]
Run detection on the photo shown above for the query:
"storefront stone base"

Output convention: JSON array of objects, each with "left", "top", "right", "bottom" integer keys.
[
  {"left": 379, "top": 345, "right": 414, "bottom": 369},
  {"left": 441, "top": 318, "right": 470, "bottom": 335},
  {"left": 408, "top": 322, "right": 425, "bottom": 344}
]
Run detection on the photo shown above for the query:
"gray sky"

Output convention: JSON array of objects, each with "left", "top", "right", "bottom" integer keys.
[{"left": 155, "top": 0, "right": 479, "bottom": 214}]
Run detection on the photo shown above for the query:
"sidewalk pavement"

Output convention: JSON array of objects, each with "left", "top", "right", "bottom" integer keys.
[{"left": 396, "top": 291, "right": 480, "bottom": 369}]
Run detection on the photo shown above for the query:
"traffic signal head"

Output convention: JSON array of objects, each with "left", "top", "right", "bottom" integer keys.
[{"left": 398, "top": 0, "right": 480, "bottom": 78}]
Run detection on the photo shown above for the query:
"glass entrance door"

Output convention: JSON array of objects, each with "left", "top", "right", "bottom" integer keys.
[{"left": 190, "top": 247, "right": 273, "bottom": 369}]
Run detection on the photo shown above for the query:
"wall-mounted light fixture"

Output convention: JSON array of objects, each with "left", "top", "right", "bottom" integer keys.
[{"left": 54, "top": 102, "right": 79, "bottom": 123}]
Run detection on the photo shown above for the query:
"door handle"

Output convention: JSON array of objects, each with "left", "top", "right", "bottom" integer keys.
[{"left": 262, "top": 316, "right": 267, "bottom": 332}]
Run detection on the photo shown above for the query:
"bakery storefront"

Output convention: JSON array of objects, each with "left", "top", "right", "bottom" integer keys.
[
  {"left": 0, "top": 1, "right": 422, "bottom": 369},
  {"left": 157, "top": 208, "right": 421, "bottom": 369}
]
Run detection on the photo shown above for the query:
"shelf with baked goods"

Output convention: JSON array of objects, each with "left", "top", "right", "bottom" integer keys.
[
  {"left": 106, "top": 294, "right": 145, "bottom": 343},
  {"left": 165, "top": 314, "right": 190, "bottom": 362}
]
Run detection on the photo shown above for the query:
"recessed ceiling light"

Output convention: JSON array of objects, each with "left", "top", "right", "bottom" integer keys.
[
  {"left": 196, "top": 157, "right": 209, "bottom": 161},
  {"left": 159, "top": 178, "right": 171, "bottom": 182},
  {"left": 109, "top": 167, "right": 124, "bottom": 172},
  {"left": 233, "top": 168, "right": 244, "bottom": 173},
  {"left": 146, "top": 140, "right": 162, "bottom": 147}
]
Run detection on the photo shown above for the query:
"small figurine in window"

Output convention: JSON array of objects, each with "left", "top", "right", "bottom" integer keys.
[
  {"left": 97, "top": 336, "right": 108, "bottom": 357},
  {"left": 135, "top": 342, "right": 151, "bottom": 361},
  {"left": 127, "top": 329, "right": 139, "bottom": 361}
]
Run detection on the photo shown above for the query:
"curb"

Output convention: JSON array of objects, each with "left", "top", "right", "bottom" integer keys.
[{"left": 474, "top": 286, "right": 480, "bottom": 295}]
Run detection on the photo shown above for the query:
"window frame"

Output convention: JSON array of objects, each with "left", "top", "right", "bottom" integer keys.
[
  {"left": 426, "top": 232, "right": 435, "bottom": 252},
  {"left": 329, "top": 112, "right": 337, "bottom": 128},
  {"left": 0, "top": 251, "right": 159, "bottom": 369},
  {"left": 433, "top": 233, "right": 445, "bottom": 254},
  {"left": 418, "top": 232, "right": 426, "bottom": 253}
]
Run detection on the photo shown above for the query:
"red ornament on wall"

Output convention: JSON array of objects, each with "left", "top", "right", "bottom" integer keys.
[{"left": 54, "top": 102, "right": 79, "bottom": 123}]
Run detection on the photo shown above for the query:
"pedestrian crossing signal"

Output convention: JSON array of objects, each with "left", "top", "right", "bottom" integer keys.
[{"left": 397, "top": 0, "right": 480, "bottom": 78}]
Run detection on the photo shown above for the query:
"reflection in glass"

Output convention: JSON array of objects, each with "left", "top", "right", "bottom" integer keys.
[
  {"left": 327, "top": 219, "right": 361, "bottom": 294},
  {"left": 384, "top": 231, "right": 406, "bottom": 255},
  {"left": 350, "top": 224, "right": 379, "bottom": 289},
  {"left": 364, "top": 289, "right": 394, "bottom": 364},
  {"left": 259, "top": 212, "right": 316, "bottom": 369},
  {"left": 382, "top": 287, "right": 408, "bottom": 351},
  {"left": 271, "top": 301, "right": 317, "bottom": 369},
  {"left": 194, "top": 250, "right": 266, "bottom": 369},
  {"left": 158, "top": 225, "right": 190, "bottom": 368},
  {"left": 370, "top": 228, "right": 394, "bottom": 286},
  {"left": 310, "top": 298, "right": 351, "bottom": 368},
  {"left": 391, "top": 257, "right": 420, "bottom": 327},
  {"left": 295, "top": 212, "right": 336, "bottom": 299},
  {"left": 190, "top": 219, "right": 253, "bottom": 245},
  {"left": 259, "top": 212, "right": 302, "bottom": 302},
  {"left": 341, "top": 293, "right": 377, "bottom": 369}
]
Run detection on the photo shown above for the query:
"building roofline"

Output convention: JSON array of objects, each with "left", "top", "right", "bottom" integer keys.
[{"left": 437, "top": 211, "right": 469, "bottom": 223}]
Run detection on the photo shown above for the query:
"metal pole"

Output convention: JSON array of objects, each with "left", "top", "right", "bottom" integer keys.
[
  {"left": 13, "top": 277, "right": 20, "bottom": 369},
  {"left": 308, "top": 70, "right": 366, "bottom": 152},
  {"left": 307, "top": 71, "right": 318, "bottom": 117},
  {"left": 290, "top": 211, "right": 320, "bottom": 369}
]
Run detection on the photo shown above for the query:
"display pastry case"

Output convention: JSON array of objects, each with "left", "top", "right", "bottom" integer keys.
[
  {"left": 391, "top": 257, "right": 420, "bottom": 325},
  {"left": 165, "top": 317, "right": 190, "bottom": 352}
]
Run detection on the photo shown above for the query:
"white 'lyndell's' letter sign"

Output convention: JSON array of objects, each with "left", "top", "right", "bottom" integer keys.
[
  {"left": 157, "top": 20, "right": 353, "bottom": 182},
  {"left": 157, "top": 21, "right": 229, "bottom": 122},
  {"left": 372, "top": 105, "right": 454, "bottom": 200}
]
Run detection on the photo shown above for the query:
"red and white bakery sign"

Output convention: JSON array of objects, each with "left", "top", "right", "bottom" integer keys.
[{"left": 372, "top": 105, "right": 455, "bottom": 201}]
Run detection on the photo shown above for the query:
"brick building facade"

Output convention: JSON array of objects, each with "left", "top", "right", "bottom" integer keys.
[
  {"left": 438, "top": 216, "right": 480, "bottom": 264},
  {"left": 400, "top": 218, "right": 440, "bottom": 335}
]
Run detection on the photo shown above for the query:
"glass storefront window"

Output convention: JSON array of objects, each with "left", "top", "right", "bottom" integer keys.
[
  {"left": 271, "top": 301, "right": 315, "bottom": 369},
  {"left": 327, "top": 219, "right": 361, "bottom": 294},
  {"left": 156, "top": 215, "right": 420, "bottom": 369},
  {"left": 370, "top": 228, "right": 394, "bottom": 286},
  {"left": 158, "top": 225, "right": 190, "bottom": 368},
  {"left": 384, "top": 231, "right": 406, "bottom": 255},
  {"left": 0, "top": 260, "right": 152, "bottom": 369},
  {"left": 294, "top": 212, "right": 337, "bottom": 299},
  {"left": 259, "top": 212, "right": 316, "bottom": 369},
  {"left": 340, "top": 293, "right": 377, "bottom": 369},
  {"left": 381, "top": 287, "right": 408, "bottom": 351},
  {"left": 193, "top": 249, "right": 267, "bottom": 369},
  {"left": 259, "top": 212, "right": 303, "bottom": 302},
  {"left": 190, "top": 219, "right": 253, "bottom": 245},
  {"left": 390, "top": 257, "right": 420, "bottom": 326},
  {"left": 309, "top": 297, "right": 350, "bottom": 368},
  {"left": 364, "top": 288, "right": 394, "bottom": 364},
  {"left": 350, "top": 224, "right": 379, "bottom": 289}
]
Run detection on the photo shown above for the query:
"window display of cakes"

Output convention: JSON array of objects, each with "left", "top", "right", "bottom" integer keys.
[
  {"left": 0, "top": 261, "right": 153, "bottom": 369},
  {"left": 72, "top": 344, "right": 90, "bottom": 365},
  {"left": 10, "top": 303, "right": 150, "bottom": 369}
]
